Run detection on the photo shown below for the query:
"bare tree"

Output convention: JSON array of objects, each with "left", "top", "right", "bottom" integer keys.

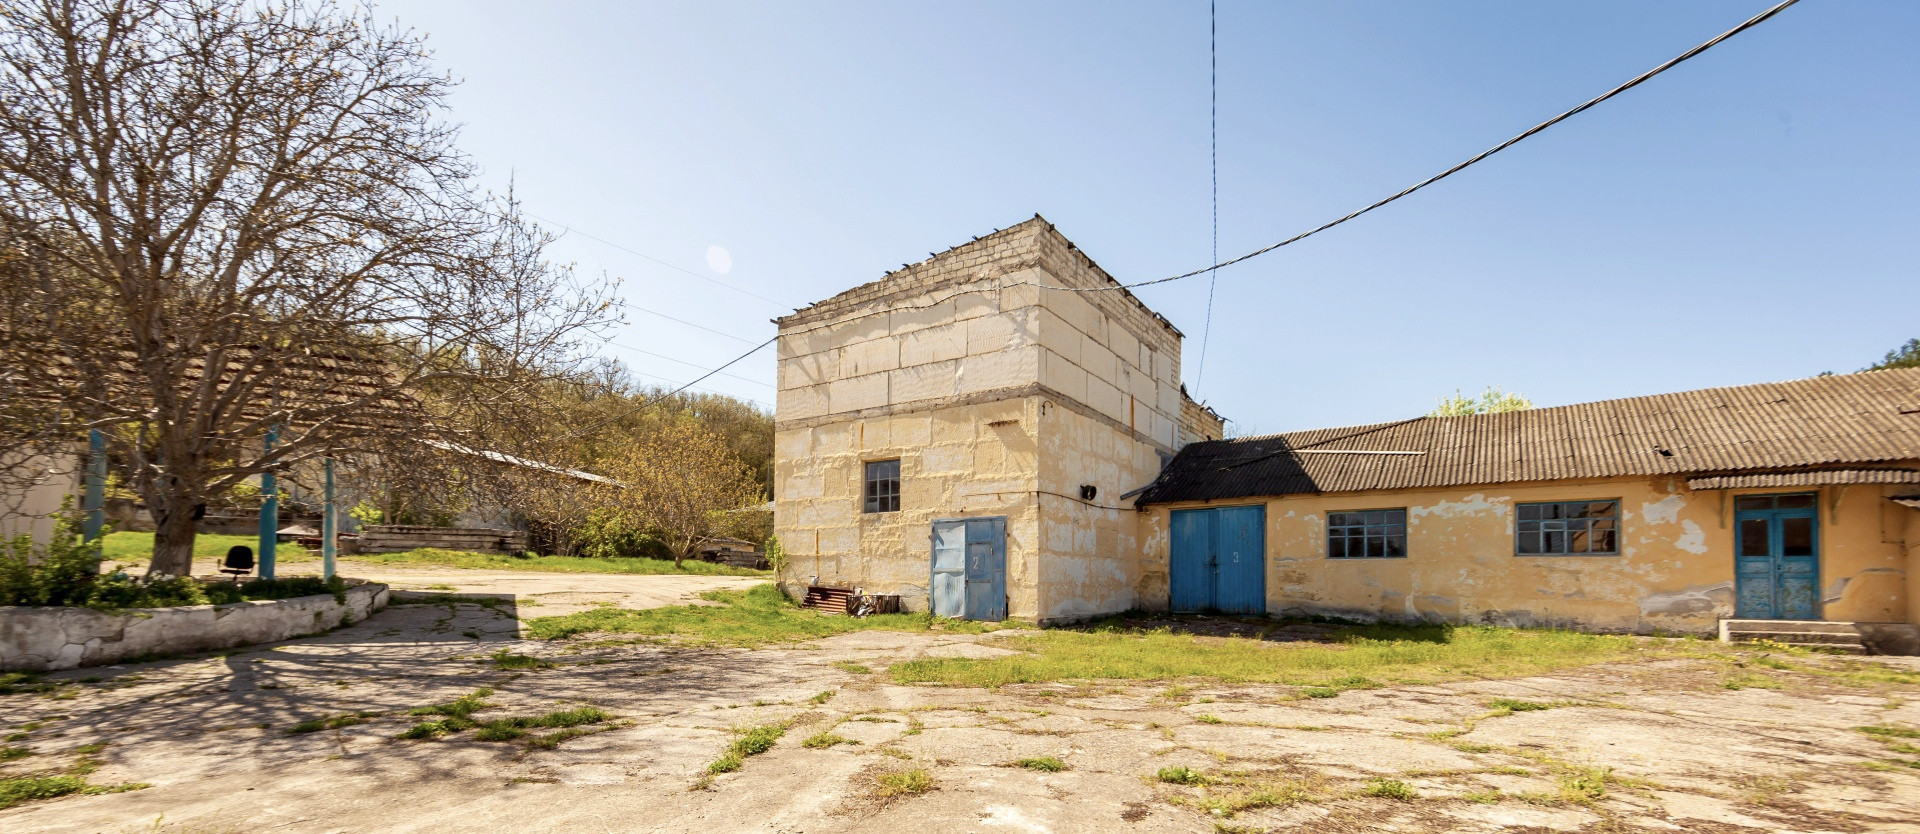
[
  {"left": 598, "top": 419, "right": 761, "bottom": 567},
  {"left": 0, "top": 0, "right": 612, "bottom": 576}
]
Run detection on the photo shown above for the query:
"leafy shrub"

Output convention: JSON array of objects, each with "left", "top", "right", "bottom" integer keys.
[
  {"left": 0, "top": 514, "right": 100, "bottom": 606},
  {"left": 573, "top": 510, "right": 671, "bottom": 560}
]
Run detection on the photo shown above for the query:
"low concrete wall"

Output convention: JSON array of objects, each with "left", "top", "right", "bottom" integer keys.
[{"left": 0, "top": 580, "right": 389, "bottom": 672}]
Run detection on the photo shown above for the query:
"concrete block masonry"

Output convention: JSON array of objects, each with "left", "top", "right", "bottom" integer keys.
[{"left": 0, "top": 580, "right": 390, "bottom": 671}]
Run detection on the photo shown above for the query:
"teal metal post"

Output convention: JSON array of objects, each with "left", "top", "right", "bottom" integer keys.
[
  {"left": 321, "top": 457, "right": 336, "bottom": 580},
  {"left": 81, "top": 429, "right": 107, "bottom": 543},
  {"left": 258, "top": 428, "right": 278, "bottom": 580}
]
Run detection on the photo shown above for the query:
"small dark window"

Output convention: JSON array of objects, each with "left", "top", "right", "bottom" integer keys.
[
  {"left": 1328, "top": 509, "right": 1407, "bottom": 558},
  {"left": 863, "top": 459, "right": 900, "bottom": 514},
  {"left": 1516, "top": 500, "right": 1619, "bottom": 556}
]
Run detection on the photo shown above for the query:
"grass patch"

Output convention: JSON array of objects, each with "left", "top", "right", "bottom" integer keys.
[
  {"left": 801, "top": 732, "right": 857, "bottom": 749},
  {"left": 488, "top": 650, "right": 553, "bottom": 671},
  {"left": 708, "top": 723, "right": 786, "bottom": 774},
  {"left": 809, "top": 690, "right": 835, "bottom": 705},
  {"left": 343, "top": 547, "right": 767, "bottom": 577},
  {"left": 0, "top": 746, "right": 29, "bottom": 761},
  {"left": 729, "top": 724, "right": 785, "bottom": 756},
  {"left": 1361, "top": 778, "right": 1418, "bottom": 800},
  {"left": 891, "top": 620, "right": 1657, "bottom": 688},
  {"left": 98, "top": 531, "right": 273, "bottom": 571},
  {"left": 1486, "top": 698, "right": 1553, "bottom": 713},
  {"left": 1857, "top": 725, "right": 1920, "bottom": 739},
  {"left": 1559, "top": 766, "right": 1613, "bottom": 803},
  {"left": 1015, "top": 756, "right": 1067, "bottom": 772},
  {"left": 1156, "top": 765, "right": 1209, "bottom": 786},
  {"left": 287, "top": 714, "right": 372, "bottom": 734},
  {"left": 873, "top": 768, "right": 934, "bottom": 797},
  {"left": 1723, "top": 673, "right": 1784, "bottom": 691},
  {"left": 525, "top": 584, "right": 997, "bottom": 646},
  {"left": 1198, "top": 781, "right": 1312, "bottom": 815},
  {"left": 0, "top": 774, "right": 146, "bottom": 810},
  {"left": 1195, "top": 714, "right": 1223, "bottom": 724},
  {"left": 395, "top": 689, "right": 608, "bottom": 744},
  {"left": 832, "top": 661, "right": 873, "bottom": 675}
]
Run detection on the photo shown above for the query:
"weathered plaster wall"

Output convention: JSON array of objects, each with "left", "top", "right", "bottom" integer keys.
[
  {"left": 0, "top": 581, "right": 389, "bottom": 672},
  {"left": 0, "top": 449, "right": 78, "bottom": 545},
  {"left": 1140, "top": 477, "right": 1916, "bottom": 633},
  {"left": 774, "top": 219, "right": 1197, "bottom": 622}
]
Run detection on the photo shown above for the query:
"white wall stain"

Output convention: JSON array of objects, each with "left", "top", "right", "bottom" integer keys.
[
  {"left": 1641, "top": 494, "right": 1687, "bottom": 525},
  {"left": 1674, "top": 520, "right": 1707, "bottom": 554},
  {"left": 1410, "top": 493, "right": 1506, "bottom": 520}
]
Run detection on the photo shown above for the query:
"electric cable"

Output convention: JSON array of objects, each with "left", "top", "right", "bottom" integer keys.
[{"left": 1035, "top": 0, "right": 1803, "bottom": 295}]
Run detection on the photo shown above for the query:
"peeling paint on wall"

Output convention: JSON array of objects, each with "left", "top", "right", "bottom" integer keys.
[
  {"left": 1640, "top": 582, "right": 1734, "bottom": 616},
  {"left": 1409, "top": 493, "right": 1506, "bottom": 520},
  {"left": 1675, "top": 520, "right": 1708, "bottom": 554},
  {"left": 1641, "top": 494, "right": 1687, "bottom": 525}
]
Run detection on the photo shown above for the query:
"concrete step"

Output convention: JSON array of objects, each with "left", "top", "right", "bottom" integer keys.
[
  {"left": 1720, "top": 619, "right": 1862, "bottom": 635},
  {"left": 1725, "top": 630, "right": 1865, "bottom": 646},
  {"left": 1770, "top": 642, "right": 1868, "bottom": 655}
]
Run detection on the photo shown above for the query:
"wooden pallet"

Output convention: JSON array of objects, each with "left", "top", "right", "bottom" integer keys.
[{"left": 802, "top": 586, "right": 853, "bottom": 615}]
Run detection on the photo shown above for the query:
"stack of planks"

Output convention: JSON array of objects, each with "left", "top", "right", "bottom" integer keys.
[
  {"left": 357, "top": 525, "right": 528, "bottom": 555},
  {"left": 802, "top": 585, "right": 852, "bottom": 615}
]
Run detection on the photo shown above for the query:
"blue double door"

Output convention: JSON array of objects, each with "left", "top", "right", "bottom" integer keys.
[
  {"left": 1734, "top": 493, "right": 1820, "bottom": 620},
  {"left": 931, "top": 517, "right": 1006, "bottom": 621},
  {"left": 1170, "top": 506, "right": 1266, "bottom": 614}
]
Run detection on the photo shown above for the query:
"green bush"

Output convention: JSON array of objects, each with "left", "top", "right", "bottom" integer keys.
[
  {"left": 0, "top": 514, "right": 100, "bottom": 606},
  {"left": 573, "top": 510, "right": 671, "bottom": 560}
]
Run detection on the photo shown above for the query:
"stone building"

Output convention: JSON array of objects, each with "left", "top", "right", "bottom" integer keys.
[
  {"left": 775, "top": 217, "right": 1920, "bottom": 644},
  {"left": 772, "top": 216, "right": 1219, "bottom": 622}
]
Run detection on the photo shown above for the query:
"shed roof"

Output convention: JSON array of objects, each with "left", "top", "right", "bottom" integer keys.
[{"left": 1136, "top": 368, "right": 1920, "bottom": 504}]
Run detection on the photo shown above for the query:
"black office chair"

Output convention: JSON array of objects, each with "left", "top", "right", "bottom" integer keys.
[{"left": 220, "top": 545, "right": 254, "bottom": 582}]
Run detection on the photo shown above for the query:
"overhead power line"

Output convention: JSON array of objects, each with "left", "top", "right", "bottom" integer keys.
[
  {"left": 526, "top": 210, "right": 784, "bottom": 306},
  {"left": 1196, "top": 0, "right": 1220, "bottom": 389},
  {"left": 616, "top": 298, "right": 765, "bottom": 345},
  {"left": 1037, "top": 0, "right": 1803, "bottom": 295},
  {"left": 565, "top": 336, "right": 778, "bottom": 440},
  {"left": 597, "top": 335, "right": 774, "bottom": 389}
]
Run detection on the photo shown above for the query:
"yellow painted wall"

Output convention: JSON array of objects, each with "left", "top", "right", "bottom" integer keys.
[{"left": 1140, "top": 475, "right": 1917, "bottom": 633}]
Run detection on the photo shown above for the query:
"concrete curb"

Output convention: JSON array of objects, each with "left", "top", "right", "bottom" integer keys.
[{"left": 0, "top": 579, "right": 389, "bottom": 672}]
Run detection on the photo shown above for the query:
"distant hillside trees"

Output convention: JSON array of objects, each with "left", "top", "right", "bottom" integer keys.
[
  {"left": 1430, "top": 387, "right": 1534, "bottom": 417},
  {"left": 1865, "top": 338, "right": 1920, "bottom": 371}
]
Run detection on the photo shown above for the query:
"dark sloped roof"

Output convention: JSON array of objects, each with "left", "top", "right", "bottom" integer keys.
[
  {"left": 1686, "top": 469, "right": 1920, "bottom": 490},
  {"left": 1137, "top": 368, "right": 1920, "bottom": 504}
]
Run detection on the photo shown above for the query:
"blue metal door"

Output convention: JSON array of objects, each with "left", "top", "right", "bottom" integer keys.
[
  {"left": 932, "top": 517, "right": 1006, "bottom": 621},
  {"left": 1169, "top": 506, "right": 1266, "bottom": 614},
  {"left": 1170, "top": 509, "right": 1214, "bottom": 612},
  {"left": 1734, "top": 494, "right": 1819, "bottom": 620},
  {"left": 1213, "top": 506, "right": 1266, "bottom": 614}
]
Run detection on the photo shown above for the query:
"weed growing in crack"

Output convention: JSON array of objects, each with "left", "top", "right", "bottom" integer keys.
[
  {"left": 287, "top": 713, "right": 376, "bottom": 734},
  {"left": 801, "top": 732, "right": 857, "bottom": 749},
  {"left": 1361, "top": 778, "right": 1418, "bottom": 800},
  {"left": 1156, "top": 766, "right": 1209, "bottom": 786},
  {"left": 489, "top": 650, "right": 553, "bottom": 671},
  {"left": 873, "top": 768, "right": 933, "bottom": 797},
  {"left": 1015, "top": 757, "right": 1067, "bottom": 772}
]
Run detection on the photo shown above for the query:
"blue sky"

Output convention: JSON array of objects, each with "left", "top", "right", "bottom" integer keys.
[{"left": 377, "top": 0, "right": 1917, "bottom": 435}]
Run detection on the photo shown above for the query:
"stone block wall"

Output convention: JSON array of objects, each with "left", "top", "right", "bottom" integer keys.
[{"left": 774, "top": 216, "right": 1215, "bottom": 622}]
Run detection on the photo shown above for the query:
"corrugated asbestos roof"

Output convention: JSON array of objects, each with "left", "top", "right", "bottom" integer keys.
[
  {"left": 1137, "top": 368, "right": 1920, "bottom": 504},
  {"left": 1686, "top": 469, "right": 1920, "bottom": 489}
]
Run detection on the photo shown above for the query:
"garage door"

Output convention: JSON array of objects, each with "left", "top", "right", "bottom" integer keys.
[{"left": 1169, "top": 505, "right": 1266, "bottom": 614}]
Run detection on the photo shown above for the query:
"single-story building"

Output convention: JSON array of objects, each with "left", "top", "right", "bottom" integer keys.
[
  {"left": 1133, "top": 369, "right": 1920, "bottom": 635},
  {"left": 773, "top": 217, "right": 1920, "bottom": 639}
]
